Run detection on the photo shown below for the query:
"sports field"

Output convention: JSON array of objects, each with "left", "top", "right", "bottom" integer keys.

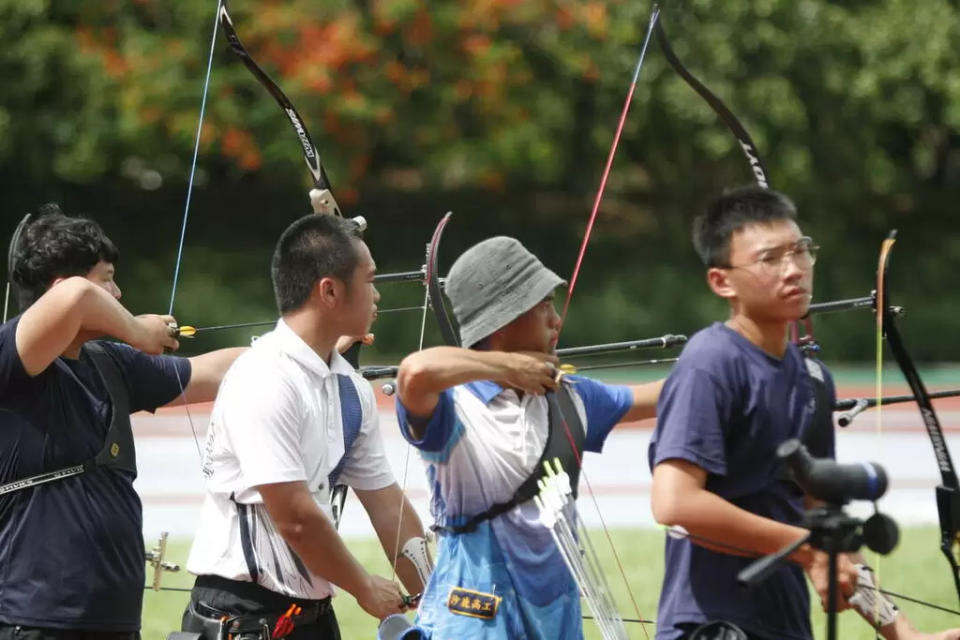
[{"left": 142, "top": 528, "right": 959, "bottom": 640}]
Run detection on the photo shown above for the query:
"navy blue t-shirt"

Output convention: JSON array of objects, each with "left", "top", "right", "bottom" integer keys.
[
  {"left": 648, "top": 322, "right": 836, "bottom": 640},
  {"left": 0, "top": 316, "right": 191, "bottom": 631}
]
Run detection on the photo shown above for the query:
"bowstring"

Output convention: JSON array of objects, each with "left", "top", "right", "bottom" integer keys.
[
  {"left": 168, "top": 0, "right": 224, "bottom": 459},
  {"left": 873, "top": 236, "right": 896, "bottom": 636},
  {"left": 552, "top": 8, "right": 661, "bottom": 637},
  {"left": 389, "top": 273, "right": 431, "bottom": 585},
  {"left": 553, "top": 396, "right": 649, "bottom": 639},
  {"left": 559, "top": 7, "right": 660, "bottom": 328}
]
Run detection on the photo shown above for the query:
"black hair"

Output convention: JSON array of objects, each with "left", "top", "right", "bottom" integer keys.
[
  {"left": 11, "top": 203, "right": 120, "bottom": 309},
  {"left": 271, "top": 214, "right": 364, "bottom": 314},
  {"left": 692, "top": 185, "right": 798, "bottom": 267}
]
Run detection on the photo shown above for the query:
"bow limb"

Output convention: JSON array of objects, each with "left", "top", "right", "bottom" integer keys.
[
  {"left": 218, "top": 2, "right": 341, "bottom": 216},
  {"left": 877, "top": 231, "right": 960, "bottom": 604},
  {"left": 4, "top": 213, "right": 32, "bottom": 322},
  {"left": 425, "top": 212, "right": 460, "bottom": 348},
  {"left": 219, "top": 2, "right": 377, "bottom": 370},
  {"left": 654, "top": 10, "right": 770, "bottom": 189},
  {"left": 387, "top": 212, "right": 459, "bottom": 588}
]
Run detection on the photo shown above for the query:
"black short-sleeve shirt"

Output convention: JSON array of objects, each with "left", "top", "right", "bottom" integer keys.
[{"left": 0, "top": 316, "right": 191, "bottom": 631}]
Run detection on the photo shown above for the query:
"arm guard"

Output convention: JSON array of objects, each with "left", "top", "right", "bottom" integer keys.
[
  {"left": 400, "top": 535, "right": 434, "bottom": 587},
  {"left": 849, "top": 564, "right": 899, "bottom": 628}
]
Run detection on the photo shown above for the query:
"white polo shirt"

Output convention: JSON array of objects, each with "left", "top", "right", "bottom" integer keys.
[{"left": 186, "top": 319, "right": 394, "bottom": 599}]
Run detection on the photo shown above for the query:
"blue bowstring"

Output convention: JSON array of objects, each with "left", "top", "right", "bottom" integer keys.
[
  {"left": 168, "top": 0, "right": 224, "bottom": 460},
  {"left": 168, "top": 0, "right": 224, "bottom": 317}
]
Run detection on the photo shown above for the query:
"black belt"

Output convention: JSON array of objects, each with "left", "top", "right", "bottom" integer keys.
[
  {"left": 193, "top": 599, "right": 329, "bottom": 627},
  {"left": 191, "top": 574, "right": 331, "bottom": 631}
]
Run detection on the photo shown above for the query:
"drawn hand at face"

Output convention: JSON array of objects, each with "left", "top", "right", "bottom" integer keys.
[
  {"left": 500, "top": 351, "right": 561, "bottom": 395},
  {"left": 134, "top": 314, "right": 180, "bottom": 354}
]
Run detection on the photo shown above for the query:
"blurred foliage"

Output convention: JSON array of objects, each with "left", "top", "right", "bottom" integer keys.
[{"left": 1, "top": 0, "right": 959, "bottom": 361}]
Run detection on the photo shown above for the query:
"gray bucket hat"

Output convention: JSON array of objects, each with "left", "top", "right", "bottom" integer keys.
[{"left": 445, "top": 236, "right": 567, "bottom": 348}]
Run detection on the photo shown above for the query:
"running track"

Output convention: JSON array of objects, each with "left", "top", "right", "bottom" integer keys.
[{"left": 135, "top": 383, "right": 960, "bottom": 540}]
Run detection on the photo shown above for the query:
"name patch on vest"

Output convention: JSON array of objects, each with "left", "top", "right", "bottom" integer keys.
[{"left": 447, "top": 587, "right": 501, "bottom": 620}]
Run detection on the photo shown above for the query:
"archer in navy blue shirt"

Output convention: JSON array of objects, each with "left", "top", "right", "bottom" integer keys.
[
  {"left": 648, "top": 323, "right": 835, "bottom": 640},
  {"left": 0, "top": 315, "right": 190, "bottom": 632}
]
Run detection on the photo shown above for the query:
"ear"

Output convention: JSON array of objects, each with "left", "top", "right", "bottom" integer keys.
[
  {"left": 312, "top": 276, "right": 343, "bottom": 310},
  {"left": 706, "top": 267, "right": 737, "bottom": 301},
  {"left": 50, "top": 276, "right": 67, "bottom": 289}
]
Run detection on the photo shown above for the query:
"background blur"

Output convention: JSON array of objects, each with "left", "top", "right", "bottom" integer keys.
[{"left": 2, "top": 0, "right": 959, "bottom": 360}]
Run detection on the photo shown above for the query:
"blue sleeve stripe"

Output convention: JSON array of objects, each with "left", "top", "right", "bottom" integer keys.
[
  {"left": 396, "top": 388, "right": 459, "bottom": 453},
  {"left": 420, "top": 419, "right": 465, "bottom": 464},
  {"left": 568, "top": 375, "right": 633, "bottom": 452}
]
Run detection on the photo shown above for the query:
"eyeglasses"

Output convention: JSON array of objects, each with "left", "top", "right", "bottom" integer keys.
[{"left": 717, "top": 236, "right": 820, "bottom": 274}]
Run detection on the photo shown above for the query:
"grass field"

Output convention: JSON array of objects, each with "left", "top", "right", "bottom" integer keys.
[{"left": 143, "top": 527, "right": 960, "bottom": 640}]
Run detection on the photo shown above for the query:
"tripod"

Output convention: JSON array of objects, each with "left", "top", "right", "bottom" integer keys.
[{"left": 738, "top": 502, "right": 897, "bottom": 640}]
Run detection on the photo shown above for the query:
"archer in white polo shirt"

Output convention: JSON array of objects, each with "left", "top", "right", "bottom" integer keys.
[
  {"left": 187, "top": 318, "right": 395, "bottom": 597},
  {"left": 183, "top": 214, "right": 427, "bottom": 640}
]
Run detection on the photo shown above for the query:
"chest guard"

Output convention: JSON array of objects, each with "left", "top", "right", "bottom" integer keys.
[
  {"left": 0, "top": 341, "right": 136, "bottom": 496},
  {"left": 801, "top": 357, "right": 833, "bottom": 459},
  {"left": 433, "top": 383, "right": 586, "bottom": 535},
  {"left": 777, "top": 357, "right": 834, "bottom": 490}
]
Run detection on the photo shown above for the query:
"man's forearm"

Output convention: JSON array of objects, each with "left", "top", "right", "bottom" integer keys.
[
  {"left": 655, "top": 483, "right": 813, "bottom": 566},
  {"left": 17, "top": 277, "right": 145, "bottom": 374},
  {"left": 279, "top": 505, "right": 372, "bottom": 598},
  {"left": 622, "top": 379, "right": 665, "bottom": 422},
  {"left": 175, "top": 347, "right": 247, "bottom": 405},
  {"left": 359, "top": 485, "right": 430, "bottom": 594},
  {"left": 398, "top": 347, "right": 511, "bottom": 396}
]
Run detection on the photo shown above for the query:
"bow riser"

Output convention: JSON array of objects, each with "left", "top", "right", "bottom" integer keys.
[{"left": 936, "top": 486, "right": 960, "bottom": 599}]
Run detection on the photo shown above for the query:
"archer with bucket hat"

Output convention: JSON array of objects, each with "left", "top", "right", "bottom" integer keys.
[{"left": 394, "top": 236, "right": 663, "bottom": 639}]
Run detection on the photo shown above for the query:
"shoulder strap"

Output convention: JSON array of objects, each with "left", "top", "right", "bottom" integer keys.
[
  {"left": 84, "top": 342, "right": 137, "bottom": 475},
  {"left": 802, "top": 357, "right": 834, "bottom": 459},
  {"left": 433, "top": 383, "right": 586, "bottom": 535},
  {"left": 0, "top": 342, "right": 136, "bottom": 496},
  {"left": 328, "top": 374, "right": 363, "bottom": 488},
  {"left": 776, "top": 357, "right": 835, "bottom": 487}
]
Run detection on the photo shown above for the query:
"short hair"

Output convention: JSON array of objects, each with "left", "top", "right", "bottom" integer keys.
[
  {"left": 692, "top": 185, "right": 798, "bottom": 267},
  {"left": 271, "top": 214, "right": 364, "bottom": 314},
  {"left": 12, "top": 204, "right": 120, "bottom": 309}
]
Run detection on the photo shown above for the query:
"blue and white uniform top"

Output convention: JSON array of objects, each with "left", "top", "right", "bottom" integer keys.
[
  {"left": 397, "top": 375, "right": 632, "bottom": 640},
  {"left": 187, "top": 319, "right": 394, "bottom": 600}
]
